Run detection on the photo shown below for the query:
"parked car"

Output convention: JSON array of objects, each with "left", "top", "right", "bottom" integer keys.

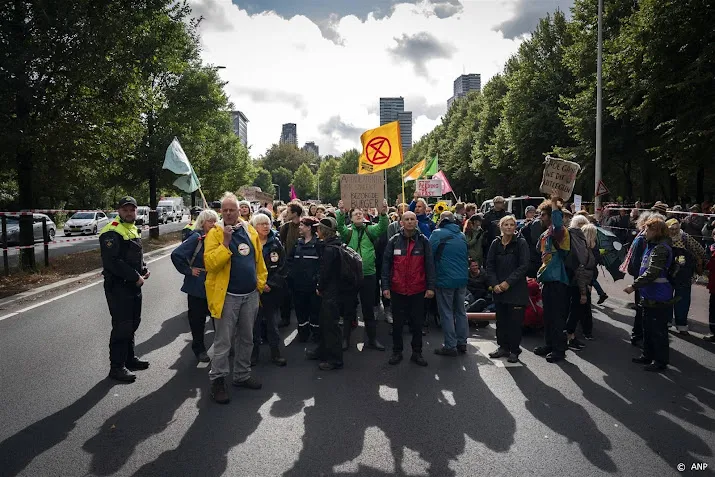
[
  {"left": 107, "top": 211, "right": 119, "bottom": 221},
  {"left": 64, "top": 211, "right": 109, "bottom": 236},
  {"left": 480, "top": 195, "right": 545, "bottom": 226},
  {"left": 1, "top": 214, "right": 57, "bottom": 245},
  {"left": 135, "top": 207, "right": 149, "bottom": 226}
]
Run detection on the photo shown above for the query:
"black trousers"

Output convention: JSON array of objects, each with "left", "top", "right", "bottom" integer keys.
[
  {"left": 542, "top": 282, "right": 568, "bottom": 355},
  {"left": 280, "top": 290, "right": 292, "bottom": 324},
  {"left": 187, "top": 294, "right": 209, "bottom": 355},
  {"left": 342, "top": 274, "right": 377, "bottom": 341},
  {"left": 710, "top": 294, "right": 715, "bottom": 335},
  {"left": 632, "top": 289, "right": 643, "bottom": 339},
  {"left": 294, "top": 290, "right": 321, "bottom": 340},
  {"left": 105, "top": 281, "right": 142, "bottom": 368},
  {"left": 565, "top": 286, "right": 593, "bottom": 336},
  {"left": 643, "top": 305, "right": 672, "bottom": 365},
  {"left": 391, "top": 292, "right": 424, "bottom": 353},
  {"left": 495, "top": 302, "right": 525, "bottom": 354},
  {"left": 317, "top": 294, "right": 343, "bottom": 364}
]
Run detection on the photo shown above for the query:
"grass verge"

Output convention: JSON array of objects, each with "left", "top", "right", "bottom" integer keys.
[{"left": 0, "top": 231, "right": 180, "bottom": 299}]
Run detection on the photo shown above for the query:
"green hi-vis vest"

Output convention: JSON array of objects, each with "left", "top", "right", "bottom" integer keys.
[{"left": 100, "top": 220, "right": 141, "bottom": 240}]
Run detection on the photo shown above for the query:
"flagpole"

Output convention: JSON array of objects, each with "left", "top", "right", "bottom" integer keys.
[
  {"left": 451, "top": 191, "right": 458, "bottom": 203},
  {"left": 401, "top": 165, "right": 406, "bottom": 206},
  {"left": 198, "top": 188, "right": 208, "bottom": 209}
]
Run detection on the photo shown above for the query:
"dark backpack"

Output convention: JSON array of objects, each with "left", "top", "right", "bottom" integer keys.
[
  {"left": 329, "top": 243, "right": 363, "bottom": 288},
  {"left": 558, "top": 228, "right": 588, "bottom": 278}
]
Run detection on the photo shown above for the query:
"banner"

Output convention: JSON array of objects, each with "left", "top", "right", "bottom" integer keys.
[
  {"left": 358, "top": 121, "right": 403, "bottom": 175},
  {"left": 573, "top": 194, "right": 582, "bottom": 211},
  {"left": 340, "top": 173, "right": 384, "bottom": 209},
  {"left": 402, "top": 154, "right": 438, "bottom": 182},
  {"left": 163, "top": 137, "right": 201, "bottom": 193},
  {"left": 539, "top": 156, "right": 580, "bottom": 201},
  {"left": 416, "top": 179, "right": 442, "bottom": 197},
  {"left": 432, "top": 170, "right": 453, "bottom": 195}
]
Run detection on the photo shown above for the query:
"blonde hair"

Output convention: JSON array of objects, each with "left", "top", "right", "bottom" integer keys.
[
  {"left": 195, "top": 209, "right": 219, "bottom": 232},
  {"left": 569, "top": 214, "right": 590, "bottom": 229},
  {"left": 582, "top": 223, "right": 597, "bottom": 249},
  {"left": 498, "top": 215, "right": 516, "bottom": 229}
]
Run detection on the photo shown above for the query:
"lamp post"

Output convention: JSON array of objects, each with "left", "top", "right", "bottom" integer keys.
[
  {"left": 311, "top": 163, "right": 320, "bottom": 202},
  {"left": 272, "top": 183, "right": 281, "bottom": 202},
  {"left": 594, "top": 0, "right": 603, "bottom": 220}
]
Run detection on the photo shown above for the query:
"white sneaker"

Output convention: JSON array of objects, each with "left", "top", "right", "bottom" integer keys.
[{"left": 385, "top": 310, "right": 393, "bottom": 324}]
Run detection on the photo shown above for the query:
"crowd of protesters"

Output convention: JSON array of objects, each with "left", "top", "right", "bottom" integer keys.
[{"left": 168, "top": 191, "right": 715, "bottom": 404}]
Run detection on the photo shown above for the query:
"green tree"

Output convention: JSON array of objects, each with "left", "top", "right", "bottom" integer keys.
[
  {"left": 258, "top": 143, "right": 315, "bottom": 173},
  {"left": 272, "top": 167, "right": 293, "bottom": 202},
  {"left": 292, "top": 163, "right": 315, "bottom": 199},
  {"left": 252, "top": 168, "right": 275, "bottom": 196},
  {"left": 318, "top": 158, "right": 340, "bottom": 204}
]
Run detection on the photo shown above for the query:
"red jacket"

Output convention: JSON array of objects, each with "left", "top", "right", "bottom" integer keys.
[{"left": 382, "top": 229, "right": 436, "bottom": 296}]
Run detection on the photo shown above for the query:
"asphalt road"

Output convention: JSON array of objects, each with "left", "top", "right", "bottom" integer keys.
[
  {"left": 2, "top": 217, "right": 188, "bottom": 268},
  {"left": 0, "top": 252, "right": 713, "bottom": 477}
]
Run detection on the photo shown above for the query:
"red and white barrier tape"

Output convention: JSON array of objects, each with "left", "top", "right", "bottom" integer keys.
[
  {"left": 601, "top": 207, "right": 715, "bottom": 218},
  {"left": 1, "top": 224, "right": 177, "bottom": 250},
  {"left": 0, "top": 209, "right": 188, "bottom": 216}
]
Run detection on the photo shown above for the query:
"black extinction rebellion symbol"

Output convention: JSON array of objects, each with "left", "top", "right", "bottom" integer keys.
[{"left": 365, "top": 136, "right": 391, "bottom": 165}]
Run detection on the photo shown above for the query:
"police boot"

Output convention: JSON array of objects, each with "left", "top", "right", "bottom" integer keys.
[
  {"left": 270, "top": 347, "right": 287, "bottom": 367},
  {"left": 108, "top": 366, "right": 136, "bottom": 383}
]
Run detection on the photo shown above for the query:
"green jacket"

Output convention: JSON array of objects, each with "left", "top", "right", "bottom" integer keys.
[{"left": 335, "top": 210, "right": 388, "bottom": 276}]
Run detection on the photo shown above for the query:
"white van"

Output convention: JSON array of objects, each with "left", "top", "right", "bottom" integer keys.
[
  {"left": 479, "top": 195, "right": 545, "bottom": 223},
  {"left": 157, "top": 200, "right": 180, "bottom": 222}
]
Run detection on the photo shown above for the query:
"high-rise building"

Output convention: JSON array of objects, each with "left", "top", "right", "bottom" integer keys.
[
  {"left": 447, "top": 73, "right": 481, "bottom": 108},
  {"left": 280, "top": 123, "right": 298, "bottom": 147},
  {"left": 302, "top": 141, "right": 319, "bottom": 157},
  {"left": 379, "top": 97, "right": 412, "bottom": 151},
  {"left": 231, "top": 111, "right": 248, "bottom": 147}
]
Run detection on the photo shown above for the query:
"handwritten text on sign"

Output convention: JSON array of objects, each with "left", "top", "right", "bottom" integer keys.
[
  {"left": 416, "top": 179, "right": 443, "bottom": 197},
  {"left": 539, "top": 156, "right": 580, "bottom": 201},
  {"left": 340, "top": 173, "right": 385, "bottom": 209}
]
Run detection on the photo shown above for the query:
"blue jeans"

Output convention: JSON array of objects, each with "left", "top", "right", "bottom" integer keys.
[
  {"left": 592, "top": 279, "right": 605, "bottom": 297},
  {"left": 436, "top": 287, "right": 468, "bottom": 349},
  {"left": 673, "top": 285, "right": 692, "bottom": 330}
]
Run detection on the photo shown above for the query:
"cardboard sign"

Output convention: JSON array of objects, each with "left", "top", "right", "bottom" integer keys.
[
  {"left": 539, "top": 156, "right": 580, "bottom": 201},
  {"left": 573, "top": 194, "right": 582, "bottom": 211},
  {"left": 340, "top": 173, "right": 385, "bottom": 209},
  {"left": 416, "top": 179, "right": 442, "bottom": 197}
]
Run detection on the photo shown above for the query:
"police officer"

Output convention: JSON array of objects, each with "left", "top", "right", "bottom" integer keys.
[
  {"left": 182, "top": 206, "right": 202, "bottom": 241},
  {"left": 100, "top": 196, "right": 150, "bottom": 383}
]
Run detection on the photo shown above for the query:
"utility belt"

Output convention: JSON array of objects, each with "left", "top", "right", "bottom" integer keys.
[
  {"left": 104, "top": 273, "right": 142, "bottom": 288},
  {"left": 640, "top": 297, "right": 679, "bottom": 308}
]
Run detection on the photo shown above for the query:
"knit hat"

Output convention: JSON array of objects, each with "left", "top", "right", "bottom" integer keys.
[
  {"left": 651, "top": 201, "right": 669, "bottom": 214},
  {"left": 319, "top": 217, "right": 337, "bottom": 231}
]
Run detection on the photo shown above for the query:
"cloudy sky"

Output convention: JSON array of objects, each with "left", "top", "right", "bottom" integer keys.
[{"left": 189, "top": 0, "right": 574, "bottom": 157}]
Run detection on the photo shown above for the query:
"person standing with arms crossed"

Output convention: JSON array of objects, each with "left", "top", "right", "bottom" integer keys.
[{"left": 100, "top": 196, "right": 150, "bottom": 383}]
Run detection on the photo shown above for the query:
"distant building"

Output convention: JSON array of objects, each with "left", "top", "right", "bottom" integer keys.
[
  {"left": 379, "top": 97, "right": 412, "bottom": 151},
  {"left": 302, "top": 141, "right": 319, "bottom": 157},
  {"left": 231, "top": 111, "right": 248, "bottom": 146},
  {"left": 280, "top": 123, "right": 298, "bottom": 147},
  {"left": 447, "top": 73, "right": 481, "bottom": 108}
]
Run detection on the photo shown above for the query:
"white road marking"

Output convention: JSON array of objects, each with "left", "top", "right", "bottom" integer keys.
[
  {"left": 284, "top": 329, "right": 298, "bottom": 347},
  {"left": 0, "top": 251, "right": 172, "bottom": 322}
]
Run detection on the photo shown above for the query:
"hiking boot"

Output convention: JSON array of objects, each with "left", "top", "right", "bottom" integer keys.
[
  {"left": 318, "top": 361, "right": 343, "bottom": 370},
  {"left": 533, "top": 346, "right": 552, "bottom": 356},
  {"left": 632, "top": 356, "right": 652, "bottom": 365},
  {"left": 126, "top": 358, "right": 149, "bottom": 371},
  {"left": 545, "top": 352, "right": 565, "bottom": 363},
  {"left": 434, "top": 347, "right": 458, "bottom": 357},
  {"left": 597, "top": 294, "right": 608, "bottom": 305},
  {"left": 232, "top": 376, "right": 262, "bottom": 389},
  {"left": 270, "top": 347, "right": 287, "bottom": 367},
  {"left": 108, "top": 366, "right": 136, "bottom": 383},
  {"left": 365, "top": 339, "right": 385, "bottom": 351},
  {"left": 568, "top": 338, "right": 586, "bottom": 351},
  {"left": 457, "top": 344, "right": 468, "bottom": 354},
  {"left": 250, "top": 348, "right": 259, "bottom": 366},
  {"left": 211, "top": 377, "right": 230, "bottom": 404},
  {"left": 489, "top": 348, "right": 510, "bottom": 359},
  {"left": 388, "top": 353, "right": 403, "bottom": 365},
  {"left": 197, "top": 351, "right": 210, "bottom": 363},
  {"left": 507, "top": 353, "right": 519, "bottom": 364},
  {"left": 410, "top": 352, "right": 428, "bottom": 367}
]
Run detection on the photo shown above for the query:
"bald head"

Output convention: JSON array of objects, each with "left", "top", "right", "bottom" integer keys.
[
  {"left": 440, "top": 211, "right": 454, "bottom": 222},
  {"left": 401, "top": 211, "right": 418, "bottom": 234}
]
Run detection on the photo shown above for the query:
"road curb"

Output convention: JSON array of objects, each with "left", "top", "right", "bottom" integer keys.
[{"left": 0, "top": 242, "right": 178, "bottom": 308}]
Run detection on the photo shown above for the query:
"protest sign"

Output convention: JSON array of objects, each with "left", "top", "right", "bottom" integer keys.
[
  {"left": 340, "top": 173, "right": 384, "bottom": 209},
  {"left": 416, "top": 179, "right": 443, "bottom": 197},
  {"left": 539, "top": 156, "right": 580, "bottom": 201},
  {"left": 574, "top": 194, "right": 582, "bottom": 211}
]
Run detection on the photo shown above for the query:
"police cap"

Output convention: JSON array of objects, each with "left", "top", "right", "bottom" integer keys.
[
  {"left": 211, "top": 201, "right": 222, "bottom": 209},
  {"left": 118, "top": 196, "right": 138, "bottom": 208}
]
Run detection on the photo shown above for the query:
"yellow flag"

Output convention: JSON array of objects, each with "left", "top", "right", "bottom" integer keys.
[
  {"left": 402, "top": 159, "right": 426, "bottom": 182},
  {"left": 358, "top": 121, "right": 403, "bottom": 174}
]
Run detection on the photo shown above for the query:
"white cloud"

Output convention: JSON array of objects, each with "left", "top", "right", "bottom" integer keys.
[{"left": 192, "top": 0, "right": 528, "bottom": 157}]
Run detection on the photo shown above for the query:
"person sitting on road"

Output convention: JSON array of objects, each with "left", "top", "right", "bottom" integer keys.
[
  {"left": 382, "top": 211, "right": 435, "bottom": 367},
  {"left": 171, "top": 209, "right": 219, "bottom": 363},
  {"left": 486, "top": 215, "right": 530, "bottom": 363},
  {"left": 408, "top": 192, "right": 435, "bottom": 239},
  {"left": 466, "top": 260, "right": 491, "bottom": 312},
  {"left": 250, "top": 212, "right": 288, "bottom": 367},
  {"left": 204, "top": 192, "right": 267, "bottom": 404},
  {"left": 430, "top": 211, "right": 469, "bottom": 357}
]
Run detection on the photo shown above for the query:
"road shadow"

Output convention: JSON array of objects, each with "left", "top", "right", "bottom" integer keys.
[
  {"left": 507, "top": 365, "right": 618, "bottom": 473},
  {"left": 134, "top": 311, "right": 194, "bottom": 357},
  {"left": 0, "top": 380, "right": 114, "bottom": 477},
  {"left": 283, "top": 322, "right": 516, "bottom": 477}
]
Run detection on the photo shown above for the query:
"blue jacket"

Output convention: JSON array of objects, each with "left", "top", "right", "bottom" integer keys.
[
  {"left": 536, "top": 209, "right": 571, "bottom": 285},
  {"left": 409, "top": 200, "right": 436, "bottom": 238},
  {"left": 429, "top": 222, "right": 469, "bottom": 288},
  {"left": 170, "top": 230, "right": 207, "bottom": 298}
]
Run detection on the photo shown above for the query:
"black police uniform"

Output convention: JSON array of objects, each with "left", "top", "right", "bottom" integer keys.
[{"left": 100, "top": 197, "right": 149, "bottom": 381}]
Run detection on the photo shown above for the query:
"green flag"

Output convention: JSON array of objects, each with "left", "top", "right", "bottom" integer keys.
[
  {"left": 420, "top": 154, "right": 438, "bottom": 178},
  {"left": 163, "top": 137, "right": 201, "bottom": 193}
]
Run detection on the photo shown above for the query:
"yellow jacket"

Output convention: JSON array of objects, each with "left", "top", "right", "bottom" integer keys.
[{"left": 204, "top": 220, "right": 267, "bottom": 319}]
